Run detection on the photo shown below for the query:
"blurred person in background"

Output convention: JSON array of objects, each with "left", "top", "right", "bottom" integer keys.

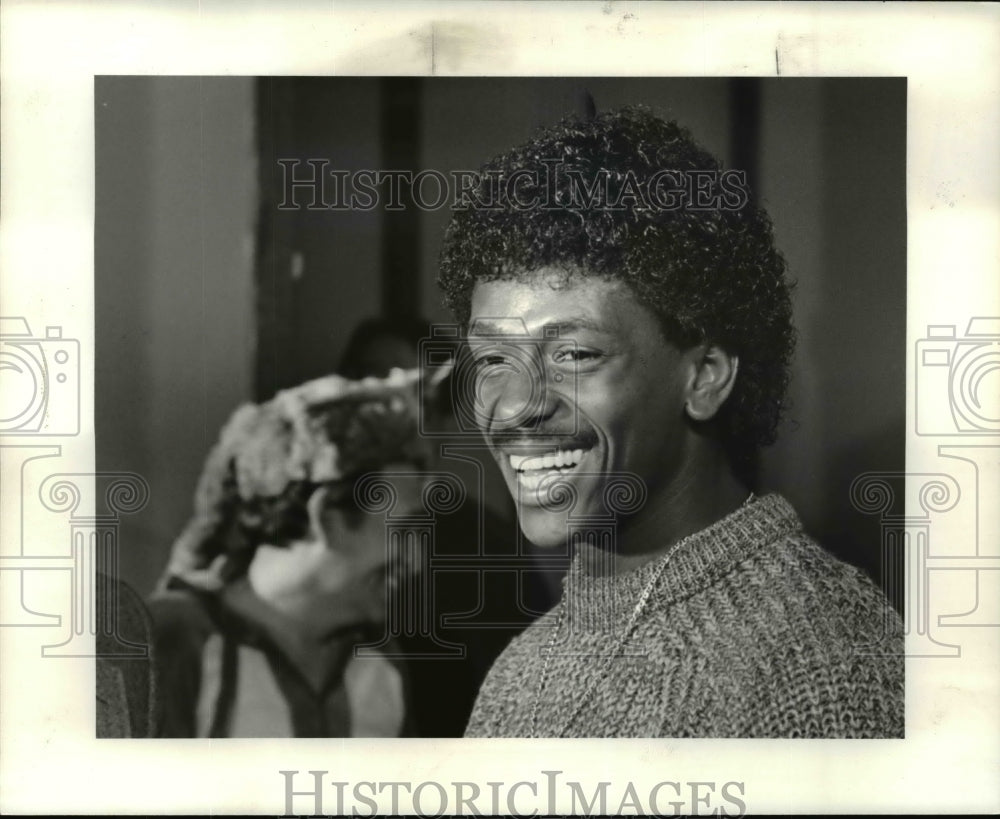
[{"left": 149, "top": 369, "right": 427, "bottom": 737}]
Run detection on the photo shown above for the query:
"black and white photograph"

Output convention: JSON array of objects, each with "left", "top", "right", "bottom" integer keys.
[
  {"left": 1, "top": 3, "right": 997, "bottom": 816},
  {"left": 95, "top": 76, "right": 906, "bottom": 743}
]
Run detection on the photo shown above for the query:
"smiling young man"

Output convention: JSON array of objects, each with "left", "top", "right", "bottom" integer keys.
[{"left": 437, "top": 107, "right": 904, "bottom": 738}]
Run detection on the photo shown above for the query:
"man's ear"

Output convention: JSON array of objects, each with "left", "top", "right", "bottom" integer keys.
[{"left": 684, "top": 344, "right": 739, "bottom": 422}]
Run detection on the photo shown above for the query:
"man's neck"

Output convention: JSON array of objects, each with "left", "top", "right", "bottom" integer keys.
[{"left": 575, "top": 449, "right": 749, "bottom": 577}]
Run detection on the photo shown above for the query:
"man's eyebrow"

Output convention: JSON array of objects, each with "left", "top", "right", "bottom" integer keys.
[
  {"left": 467, "top": 319, "right": 512, "bottom": 337},
  {"left": 468, "top": 316, "right": 607, "bottom": 337},
  {"left": 547, "top": 317, "right": 607, "bottom": 335}
]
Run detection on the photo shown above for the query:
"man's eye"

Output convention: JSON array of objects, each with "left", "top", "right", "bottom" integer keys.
[
  {"left": 552, "top": 348, "right": 600, "bottom": 364},
  {"left": 471, "top": 353, "right": 510, "bottom": 371}
]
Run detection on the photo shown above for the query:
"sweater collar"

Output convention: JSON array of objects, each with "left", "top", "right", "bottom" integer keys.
[{"left": 563, "top": 493, "right": 802, "bottom": 614}]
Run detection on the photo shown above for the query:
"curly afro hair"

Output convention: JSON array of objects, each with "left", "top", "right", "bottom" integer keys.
[{"left": 437, "top": 106, "right": 795, "bottom": 479}]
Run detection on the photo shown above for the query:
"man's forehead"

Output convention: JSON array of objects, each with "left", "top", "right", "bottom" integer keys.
[
  {"left": 468, "top": 315, "right": 606, "bottom": 338},
  {"left": 468, "top": 272, "right": 634, "bottom": 337}
]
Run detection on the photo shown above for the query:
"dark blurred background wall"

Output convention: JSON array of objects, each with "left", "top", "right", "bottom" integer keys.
[
  {"left": 97, "top": 77, "right": 905, "bottom": 602},
  {"left": 96, "top": 76, "right": 258, "bottom": 599}
]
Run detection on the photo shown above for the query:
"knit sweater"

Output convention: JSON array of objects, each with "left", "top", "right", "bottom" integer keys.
[{"left": 464, "top": 494, "right": 904, "bottom": 738}]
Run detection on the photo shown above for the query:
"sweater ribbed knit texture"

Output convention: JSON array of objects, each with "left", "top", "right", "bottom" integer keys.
[{"left": 464, "top": 494, "right": 904, "bottom": 738}]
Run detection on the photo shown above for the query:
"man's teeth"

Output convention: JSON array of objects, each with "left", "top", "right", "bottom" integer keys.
[{"left": 508, "top": 449, "right": 585, "bottom": 472}]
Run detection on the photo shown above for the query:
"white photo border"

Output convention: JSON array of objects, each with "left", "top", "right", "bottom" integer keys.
[{"left": 1, "top": 1, "right": 997, "bottom": 814}]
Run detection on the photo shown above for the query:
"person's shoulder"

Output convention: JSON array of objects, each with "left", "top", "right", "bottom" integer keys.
[
  {"left": 781, "top": 532, "right": 897, "bottom": 637},
  {"left": 683, "top": 493, "right": 904, "bottom": 673},
  {"left": 743, "top": 495, "right": 897, "bottom": 627},
  {"left": 737, "top": 510, "right": 903, "bottom": 646},
  {"left": 690, "top": 498, "right": 903, "bottom": 737},
  {"left": 738, "top": 499, "right": 903, "bottom": 732}
]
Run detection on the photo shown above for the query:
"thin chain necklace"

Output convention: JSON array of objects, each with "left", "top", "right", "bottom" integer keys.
[{"left": 528, "top": 492, "right": 755, "bottom": 738}]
